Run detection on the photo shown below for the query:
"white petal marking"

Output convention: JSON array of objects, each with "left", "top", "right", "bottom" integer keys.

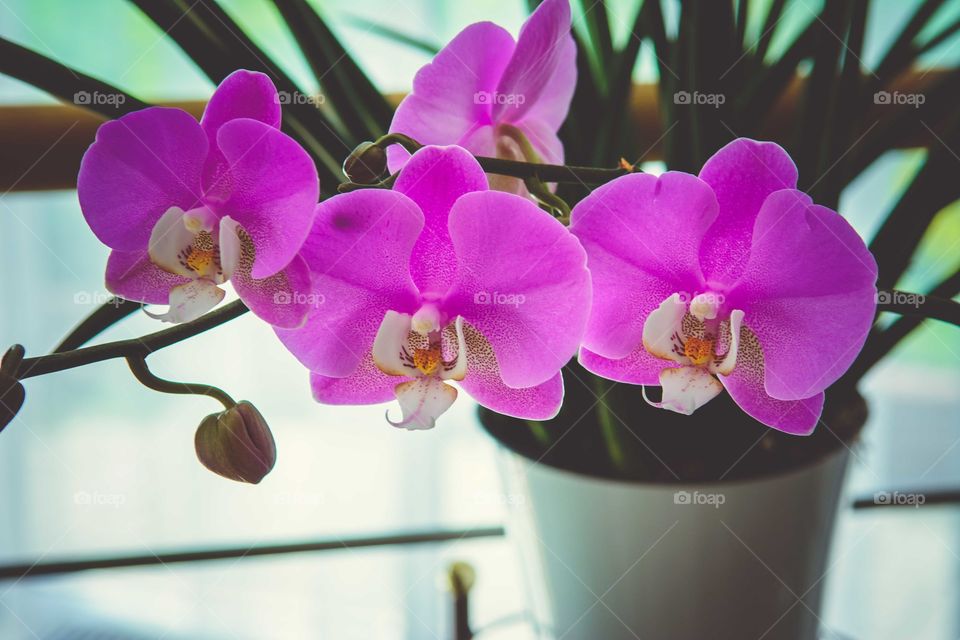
[
  {"left": 372, "top": 310, "right": 416, "bottom": 376},
  {"left": 387, "top": 378, "right": 458, "bottom": 430},
  {"left": 440, "top": 316, "right": 468, "bottom": 381},
  {"left": 642, "top": 293, "right": 690, "bottom": 364},
  {"left": 218, "top": 216, "right": 242, "bottom": 281},
  {"left": 148, "top": 207, "right": 196, "bottom": 278},
  {"left": 145, "top": 279, "right": 225, "bottom": 324},
  {"left": 643, "top": 366, "right": 723, "bottom": 415},
  {"left": 712, "top": 309, "right": 744, "bottom": 376}
]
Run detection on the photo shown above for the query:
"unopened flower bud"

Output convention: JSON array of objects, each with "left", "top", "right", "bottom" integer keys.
[
  {"left": 195, "top": 401, "right": 276, "bottom": 484},
  {"left": 342, "top": 141, "right": 388, "bottom": 184},
  {"left": 0, "top": 345, "right": 26, "bottom": 434}
]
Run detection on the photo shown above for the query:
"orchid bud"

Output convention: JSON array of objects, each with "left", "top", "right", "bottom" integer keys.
[
  {"left": 195, "top": 401, "right": 276, "bottom": 484},
  {"left": 342, "top": 141, "right": 388, "bottom": 184},
  {"left": 0, "top": 345, "right": 26, "bottom": 434}
]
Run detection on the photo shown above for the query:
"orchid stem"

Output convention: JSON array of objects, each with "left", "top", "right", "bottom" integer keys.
[
  {"left": 592, "top": 377, "right": 626, "bottom": 473},
  {"left": 524, "top": 176, "right": 571, "bottom": 223},
  {"left": 336, "top": 134, "right": 641, "bottom": 193},
  {"left": 126, "top": 356, "right": 235, "bottom": 411},
  {"left": 14, "top": 300, "right": 249, "bottom": 380}
]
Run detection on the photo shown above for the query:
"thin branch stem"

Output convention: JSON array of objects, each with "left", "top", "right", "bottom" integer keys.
[
  {"left": 15, "top": 300, "right": 248, "bottom": 380},
  {"left": 126, "top": 356, "right": 235, "bottom": 410}
]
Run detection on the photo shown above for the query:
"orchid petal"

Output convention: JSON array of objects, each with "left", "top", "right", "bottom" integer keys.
[
  {"left": 310, "top": 354, "right": 404, "bottom": 405},
  {"left": 578, "top": 346, "right": 668, "bottom": 386},
  {"left": 644, "top": 366, "right": 724, "bottom": 415},
  {"left": 105, "top": 249, "right": 190, "bottom": 304},
  {"left": 148, "top": 207, "right": 199, "bottom": 278},
  {"left": 569, "top": 172, "right": 718, "bottom": 360},
  {"left": 641, "top": 293, "right": 690, "bottom": 365},
  {"left": 275, "top": 192, "right": 423, "bottom": 377},
  {"left": 145, "top": 279, "right": 224, "bottom": 324},
  {"left": 697, "top": 138, "right": 798, "bottom": 284},
  {"left": 392, "top": 145, "right": 489, "bottom": 296},
  {"left": 719, "top": 324, "right": 823, "bottom": 434},
  {"left": 492, "top": 0, "right": 575, "bottom": 127},
  {"left": 456, "top": 320, "right": 563, "bottom": 419},
  {"left": 386, "top": 22, "right": 515, "bottom": 172},
  {"left": 78, "top": 107, "right": 206, "bottom": 251},
  {"left": 387, "top": 378, "right": 458, "bottom": 430},
  {"left": 443, "top": 190, "right": 591, "bottom": 388},
  {"left": 727, "top": 189, "right": 878, "bottom": 399},
  {"left": 201, "top": 70, "right": 282, "bottom": 190},
  {"left": 205, "top": 118, "right": 318, "bottom": 279},
  {"left": 372, "top": 310, "right": 415, "bottom": 377},
  {"left": 233, "top": 253, "right": 313, "bottom": 329}
]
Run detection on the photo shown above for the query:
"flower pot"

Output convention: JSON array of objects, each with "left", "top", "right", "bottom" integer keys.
[
  {"left": 500, "top": 445, "right": 849, "bottom": 640},
  {"left": 481, "top": 382, "right": 866, "bottom": 640}
]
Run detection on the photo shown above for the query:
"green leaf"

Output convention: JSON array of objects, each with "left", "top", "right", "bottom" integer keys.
[
  {"left": 0, "top": 37, "right": 148, "bottom": 117},
  {"left": 273, "top": 0, "right": 392, "bottom": 141},
  {"left": 345, "top": 15, "right": 439, "bottom": 56}
]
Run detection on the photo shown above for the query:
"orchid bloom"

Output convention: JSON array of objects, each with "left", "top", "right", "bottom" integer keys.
[
  {"left": 278, "top": 145, "right": 591, "bottom": 429},
  {"left": 78, "top": 70, "right": 318, "bottom": 327},
  {"left": 387, "top": 0, "right": 575, "bottom": 193},
  {"left": 570, "top": 139, "right": 878, "bottom": 434}
]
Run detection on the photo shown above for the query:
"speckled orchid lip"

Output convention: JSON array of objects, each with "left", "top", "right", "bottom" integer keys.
[
  {"left": 277, "top": 145, "right": 592, "bottom": 430},
  {"left": 386, "top": 0, "right": 575, "bottom": 196},
  {"left": 571, "top": 138, "right": 878, "bottom": 435},
  {"left": 77, "top": 70, "right": 318, "bottom": 328}
]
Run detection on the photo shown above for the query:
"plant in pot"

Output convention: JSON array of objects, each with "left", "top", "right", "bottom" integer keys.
[{"left": 1, "top": 1, "right": 958, "bottom": 639}]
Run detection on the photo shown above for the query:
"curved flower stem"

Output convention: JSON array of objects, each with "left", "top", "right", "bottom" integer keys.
[
  {"left": 524, "top": 176, "right": 571, "bottom": 223},
  {"left": 53, "top": 298, "right": 144, "bottom": 353},
  {"left": 126, "top": 356, "right": 235, "bottom": 410},
  {"left": 337, "top": 132, "right": 640, "bottom": 193},
  {"left": 15, "top": 300, "right": 249, "bottom": 380}
]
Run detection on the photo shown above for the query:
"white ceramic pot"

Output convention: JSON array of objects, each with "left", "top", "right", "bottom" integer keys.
[{"left": 501, "top": 446, "right": 851, "bottom": 640}]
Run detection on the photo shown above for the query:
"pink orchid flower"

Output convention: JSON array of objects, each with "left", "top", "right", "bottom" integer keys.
[
  {"left": 278, "top": 145, "right": 591, "bottom": 429},
  {"left": 570, "top": 139, "right": 878, "bottom": 435},
  {"left": 78, "top": 70, "right": 318, "bottom": 327},
  {"left": 387, "top": 0, "right": 576, "bottom": 193}
]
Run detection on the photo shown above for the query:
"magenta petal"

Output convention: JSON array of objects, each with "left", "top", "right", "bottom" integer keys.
[
  {"left": 233, "top": 253, "right": 312, "bottom": 328},
  {"left": 207, "top": 118, "right": 319, "bottom": 279},
  {"left": 442, "top": 191, "right": 591, "bottom": 388},
  {"left": 105, "top": 249, "right": 190, "bottom": 304},
  {"left": 386, "top": 22, "right": 515, "bottom": 172},
  {"left": 275, "top": 192, "right": 423, "bottom": 377},
  {"left": 569, "top": 172, "right": 718, "bottom": 359},
  {"left": 392, "top": 145, "right": 489, "bottom": 295},
  {"left": 458, "top": 320, "right": 563, "bottom": 419},
  {"left": 578, "top": 346, "right": 667, "bottom": 386},
  {"left": 202, "top": 70, "right": 281, "bottom": 137},
  {"left": 721, "top": 369, "right": 824, "bottom": 436},
  {"left": 201, "top": 70, "right": 282, "bottom": 190},
  {"left": 78, "top": 107, "right": 207, "bottom": 251},
  {"left": 698, "top": 138, "right": 798, "bottom": 284},
  {"left": 310, "top": 355, "right": 405, "bottom": 405},
  {"left": 492, "top": 0, "right": 575, "bottom": 127},
  {"left": 727, "top": 189, "right": 878, "bottom": 399},
  {"left": 517, "top": 118, "right": 565, "bottom": 165}
]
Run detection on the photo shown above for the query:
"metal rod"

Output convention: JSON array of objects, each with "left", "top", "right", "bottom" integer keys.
[{"left": 0, "top": 526, "right": 505, "bottom": 580}]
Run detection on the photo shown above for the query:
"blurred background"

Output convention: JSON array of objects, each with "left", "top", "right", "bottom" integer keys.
[{"left": 0, "top": 0, "right": 958, "bottom": 638}]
